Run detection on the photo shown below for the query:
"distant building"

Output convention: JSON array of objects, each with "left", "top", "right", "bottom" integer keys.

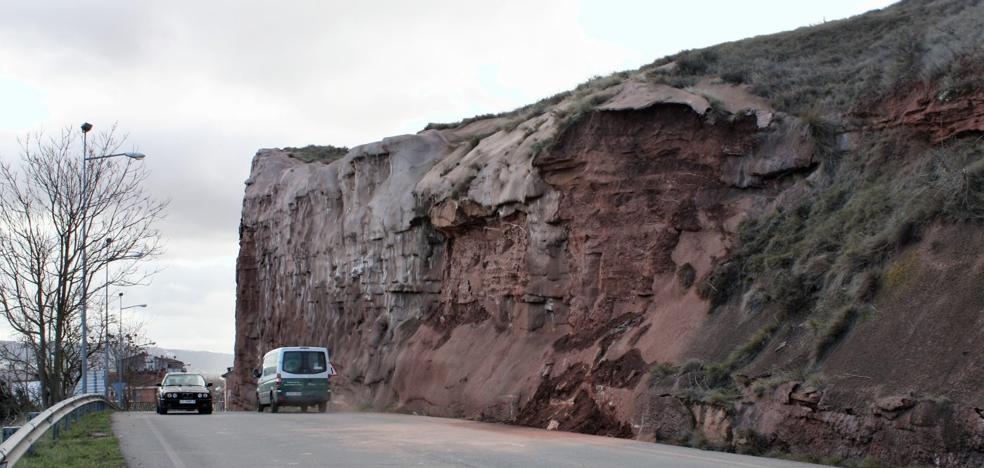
[
  {"left": 219, "top": 367, "right": 234, "bottom": 411},
  {"left": 112, "top": 352, "right": 187, "bottom": 409},
  {"left": 125, "top": 352, "right": 186, "bottom": 373}
]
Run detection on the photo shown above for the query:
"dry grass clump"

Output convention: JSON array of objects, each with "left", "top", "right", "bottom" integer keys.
[{"left": 813, "top": 307, "right": 859, "bottom": 361}]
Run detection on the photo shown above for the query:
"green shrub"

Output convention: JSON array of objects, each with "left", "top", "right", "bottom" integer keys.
[
  {"left": 648, "top": 362, "right": 679, "bottom": 388},
  {"left": 721, "top": 323, "right": 778, "bottom": 371},
  {"left": 721, "top": 70, "right": 749, "bottom": 85},
  {"left": 674, "top": 49, "right": 718, "bottom": 75},
  {"left": 734, "top": 428, "right": 771, "bottom": 455},
  {"left": 677, "top": 263, "right": 697, "bottom": 289},
  {"left": 696, "top": 261, "right": 741, "bottom": 311},
  {"left": 942, "top": 158, "right": 984, "bottom": 221}
]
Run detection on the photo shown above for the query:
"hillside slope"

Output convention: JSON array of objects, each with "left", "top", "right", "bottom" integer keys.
[{"left": 230, "top": 1, "right": 984, "bottom": 465}]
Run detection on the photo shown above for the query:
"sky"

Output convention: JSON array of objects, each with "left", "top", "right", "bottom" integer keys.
[{"left": 0, "top": 0, "right": 897, "bottom": 353}]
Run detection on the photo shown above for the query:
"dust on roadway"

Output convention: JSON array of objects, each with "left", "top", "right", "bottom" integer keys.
[{"left": 112, "top": 410, "right": 828, "bottom": 467}]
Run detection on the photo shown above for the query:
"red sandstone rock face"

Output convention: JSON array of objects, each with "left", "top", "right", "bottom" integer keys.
[
  {"left": 871, "top": 87, "right": 984, "bottom": 143},
  {"left": 231, "top": 82, "right": 984, "bottom": 466},
  {"left": 229, "top": 101, "right": 798, "bottom": 416}
]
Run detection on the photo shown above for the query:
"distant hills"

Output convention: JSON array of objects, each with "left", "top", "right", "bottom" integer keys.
[
  {"left": 146, "top": 347, "right": 233, "bottom": 376},
  {"left": 0, "top": 341, "right": 234, "bottom": 377}
]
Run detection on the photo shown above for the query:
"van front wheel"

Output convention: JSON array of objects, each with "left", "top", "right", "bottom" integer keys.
[{"left": 318, "top": 402, "right": 327, "bottom": 413}]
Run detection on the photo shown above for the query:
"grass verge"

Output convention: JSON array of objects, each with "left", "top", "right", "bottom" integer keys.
[{"left": 18, "top": 410, "right": 124, "bottom": 468}]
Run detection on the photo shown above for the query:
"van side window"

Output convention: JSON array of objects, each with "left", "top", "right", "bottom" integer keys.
[{"left": 262, "top": 352, "right": 277, "bottom": 377}]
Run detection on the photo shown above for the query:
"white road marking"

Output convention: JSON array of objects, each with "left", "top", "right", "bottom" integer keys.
[{"left": 142, "top": 414, "right": 189, "bottom": 468}]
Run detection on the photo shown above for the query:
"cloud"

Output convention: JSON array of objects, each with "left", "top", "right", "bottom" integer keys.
[
  {"left": 0, "top": 0, "right": 638, "bottom": 353},
  {"left": 0, "top": 0, "right": 900, "bottom": 353}
]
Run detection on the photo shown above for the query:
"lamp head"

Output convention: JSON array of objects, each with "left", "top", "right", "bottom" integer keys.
[
  {"left": 124, "top": 152, "right": 146, "bottom": 160},
  {"left": 81, "top": 122, "right": 93, "bottom": 133}
]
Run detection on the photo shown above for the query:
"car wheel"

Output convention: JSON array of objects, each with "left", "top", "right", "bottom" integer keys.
[
  {"left": 160, "top": 406, "right": 168, "bottom": 415},
  {"left": 270, "top": 393, "right": 278, "bottom": 413},
  {"left": 317, "top": 402, "right": 327, "bottom": 413}
]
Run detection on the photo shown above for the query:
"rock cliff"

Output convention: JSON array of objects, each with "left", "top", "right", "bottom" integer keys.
[{"left": 232, "top": 1, "right": 984, "bottom": 465}]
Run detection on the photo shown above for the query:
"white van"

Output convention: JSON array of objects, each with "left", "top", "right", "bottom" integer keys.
[{"left": 253, "top": 346, "right": 336, "bottom": 413}]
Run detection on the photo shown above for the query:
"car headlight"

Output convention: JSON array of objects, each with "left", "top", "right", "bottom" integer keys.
[
  {"left": 168, "top": 393, "right": 175, "bottom": 398},
  {"left": 198, "top": 393, "right": 205, "bottom": 398}
]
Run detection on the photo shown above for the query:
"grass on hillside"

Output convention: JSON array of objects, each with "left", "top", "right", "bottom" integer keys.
[
  {"left": 283, "top": 145, "right": 349, "bottom": 164},
  {"left": 691, "top": 126, "right": 984, "bottom": 385},
  {"left": 18, "top": 410, "right": 125, "bottom": 468},
  {"left": 426, "top": 0, "right": 984, "bottom": 133},
  {"left": 648, "top": 0, "right": 984, "bottom": 116}
]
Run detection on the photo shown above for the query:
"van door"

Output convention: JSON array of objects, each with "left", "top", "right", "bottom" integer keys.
[{"left": 279, "top": 350, "right": 330, "bottom": 400}]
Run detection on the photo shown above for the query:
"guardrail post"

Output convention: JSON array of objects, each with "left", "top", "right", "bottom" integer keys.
[{"left": 1, "top": 427, "right": 19, "bottom": 442}]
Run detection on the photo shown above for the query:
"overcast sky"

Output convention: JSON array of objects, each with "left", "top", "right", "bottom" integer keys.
[{"left": 0, "top": 0, "right": 896, "bottom": 353}]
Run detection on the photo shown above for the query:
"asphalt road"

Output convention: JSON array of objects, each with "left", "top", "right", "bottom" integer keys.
[{"left": 112, "top": 411, "right": 825, "bottom": 468}]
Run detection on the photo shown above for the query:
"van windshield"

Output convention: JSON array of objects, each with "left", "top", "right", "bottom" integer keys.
[{"left": 281, "top": 351, "right": 327, "bottom": 375}]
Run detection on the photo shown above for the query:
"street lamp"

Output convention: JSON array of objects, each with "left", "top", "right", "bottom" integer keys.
[
  {"left": 101, "top": 241, "right": 145, "bottom": 398},
  {"left": 115, "top": 291, "right": 147, "bottom": 405},
  {"left": 80, "top": 122, "right": 147, "bottom": 395}
]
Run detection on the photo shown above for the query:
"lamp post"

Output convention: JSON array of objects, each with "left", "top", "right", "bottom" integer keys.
[
  {"left": 103, "top": 245, "right": 144, "bottom": 399},
  {"left": 116, "top": 292, "right": 147, "bottom": 405},
  {"left": 79, "top": 121, "right": 146, "bottom": 395},
  {"left": 103, "top": 238, "right": 112, "bottom": 397}
]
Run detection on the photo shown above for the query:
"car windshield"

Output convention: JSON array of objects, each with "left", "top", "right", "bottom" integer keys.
[
  {"left": 163, "top": 374, "right": 206, "bottom": 387},
  {"left": 281, "top": 351, "right": 327, "bottom": 375}
]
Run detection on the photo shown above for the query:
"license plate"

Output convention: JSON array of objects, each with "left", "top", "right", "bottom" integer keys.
[
  {"left": 285, "top": 392, "right": 301, "bottom": 396},
  {"left": 179, "top": 399, "right": 196, "bottom": 404}
]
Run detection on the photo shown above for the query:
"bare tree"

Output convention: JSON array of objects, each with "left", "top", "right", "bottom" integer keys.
[
  {"left": 114, "top": 325, "right": 157, "bottom": 410},
  {"left": 0, "top": 126, "right": 166, "bottom": 407}
]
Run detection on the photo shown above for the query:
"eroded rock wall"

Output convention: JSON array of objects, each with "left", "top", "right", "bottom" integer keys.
[
  {"left": 231, "top": 78, "right": 984, "bottom": 466},
  {"left": 230, "top": 81, "right": 796, "bottom": 410}
]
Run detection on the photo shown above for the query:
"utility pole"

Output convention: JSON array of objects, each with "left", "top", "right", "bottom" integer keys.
[
  {"left": 80, "top": 122, "right": 91, "bottom": 395},
  {"left": 104, "top": 238, "right": 112, "bottom": 397}
]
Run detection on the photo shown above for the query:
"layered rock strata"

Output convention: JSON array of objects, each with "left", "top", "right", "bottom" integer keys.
[{"left": 231, "top": 78, "right": 984, "bottom": 466}]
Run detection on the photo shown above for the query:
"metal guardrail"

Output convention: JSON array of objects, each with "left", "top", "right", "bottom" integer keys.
[{"left": 0, "top": 393, "right": 117, "bottom": 468}]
